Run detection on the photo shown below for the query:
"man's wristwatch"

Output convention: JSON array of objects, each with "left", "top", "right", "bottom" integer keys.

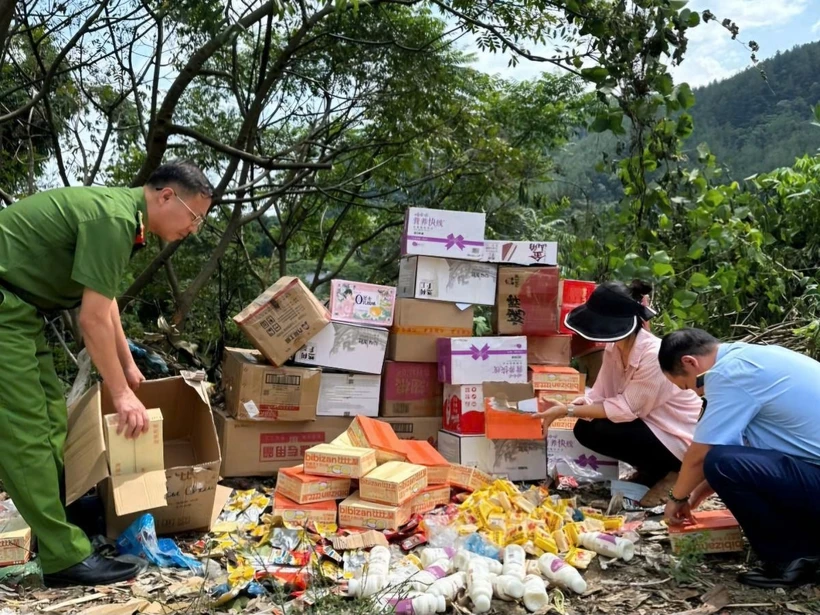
[
  {"left": 566, "top": 404, "right": 576, "bottom": 418},
  {"left": 668, "top": 490, "right": 690, "bottom": 504}
]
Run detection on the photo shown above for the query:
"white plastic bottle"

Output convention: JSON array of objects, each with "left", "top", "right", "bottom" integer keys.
[
  {"left": 537, "top": 554, "right": 587, "bottom": 595},
  {"left": 467, "top": 559, "right": 495, "bottom": 614},
  {"left": 349, "top": 545, "right": 393, "bottom": 597},
  {"left": 428, "top": 571, "right": 467, "bottom": 600},
  {"left": 421, "top": 547, "right": 456, "bottom": 569},
  {"left": 411, "top": 559, "right": 451, "bottom": 591},
  {"left": 502, "top": 545, "right": 526, "bottom": 580},
  {"left": 369, "top": 546, "right": 392, "bottom": 576},
  {"left": 454, "top": 549, "right": 503, "bottom": 575},
  {"left": 578, "top": 532, "right": 635, "bottom": 562},
  {"left": 522, "top": 574, "right": 550, "bottom": 612},
  {"left": 390, "top": 594, "right": 447, "bottom": 615},
  {"left": 525, "top": 560, "right": 543, "bottom": 578},
  {"left": 492, "top": 574, "right": 525, "bottom": 601}
]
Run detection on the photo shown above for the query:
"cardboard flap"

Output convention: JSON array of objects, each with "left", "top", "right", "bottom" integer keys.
[
  {"left": 110, "top": 470, "right": 168, "bottom": 516},
  {"left": 181, "top": 370, "right": 212, "bottom": 407},
  {"left": 65, "top": 384, "right": 109, "bottom": 506}
]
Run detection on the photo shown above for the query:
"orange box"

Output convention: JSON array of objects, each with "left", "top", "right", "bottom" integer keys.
[
  {"left": 359, "top": 461, "right": 428, "bottom": 506},
  {"left": 668, "top": 510, "right": 743, "bottom": 554},
  {"left": 303, "top": 444, "right": 377, "bottom": 479},
  {"left": 530, "top": 366, "right": 583, "bottom": 392},
  {"left": 484, "top": 402, "right": 542, "bottom": 440},
  {"left": 275, "top": 465, "right": 350, "bottom": 504},
  {"left": 410, "top": 484, "right": 451, "bottom": 516},
  {"left": 345, "top": 416, "right": 407, "bottom": 464},
  {"left": 400, "top": 440, "right": 450, "bottom": 485},
  {"left": 272, "top": 493, "right": 337, "bottom": 526},
  {"left": 338, "top": 491, "right": 411, "bottom": 531},
  {"left": 448, "top": 463, "right": 492, "bottom": 492}
]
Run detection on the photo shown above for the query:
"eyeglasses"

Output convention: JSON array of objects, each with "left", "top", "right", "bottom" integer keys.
[{"left": 167, "top": 189, "right": 204, "bottom": 230}]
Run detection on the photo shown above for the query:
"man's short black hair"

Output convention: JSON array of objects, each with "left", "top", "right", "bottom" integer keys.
[
  {"left": 147, "top": 159, "right": 214, "bottom": 198},
  {"left": 659, "top": 328, "right": 719, "bottom": 375}
]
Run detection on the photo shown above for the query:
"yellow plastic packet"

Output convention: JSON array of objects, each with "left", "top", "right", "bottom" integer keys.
[
  {"left": 565, "top": 547, "right": 596, "bottom": 570},
  {"left": 486, "top": 529, "right": 507, "bottom": 547},
  {"left": 552, "top": 528, "right": 570, "bottom": 553},
  {"left": 486, "top": 511, "right": 507, "bottom": 532},
  {"left": 458, "top": 523, "right": 479, "bottom": 535},
  {"left": 582, "top": 517, "right": 606, "bottom": 533},
  {"left": 534, "top": 525, "right": 559, "bottom": 555},
  {"left": 564, "top": 522, "right": 584, "bottom": 547},
  {"left": 543, "top": 508, "right": 565, "bottom": 533},
  {"left": 514, "top": 495, "right": 536, "bottom": 514},
  {"left": 603, "top": 515, "right": 626, "bottom": 531},
  {"left": 580, "top": 506, "right": 605, "bottom": 521}
]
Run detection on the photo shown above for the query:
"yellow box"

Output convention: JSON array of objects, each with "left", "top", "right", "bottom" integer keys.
[
  {"left": 103, "top": 408, "right": 164, "bottom": 476},
  {"left": 275, "top": 465, "right": 350, "bottom": 504},
  {"left": 303, "top": 444, "right": 377, "bottom": 479},
  {"left": 360, "top": 461, "right": 427, "bottom": 506},
  {"left": 273, "top": 493, "right": 337, "bottom": 526},
  {"left": 338, "top": 491, "right": 410, "bottom": 531}
]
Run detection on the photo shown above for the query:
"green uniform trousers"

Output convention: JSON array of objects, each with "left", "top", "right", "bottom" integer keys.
[{"left": 0, "top": 288, "right": 92, "bottom": 573}]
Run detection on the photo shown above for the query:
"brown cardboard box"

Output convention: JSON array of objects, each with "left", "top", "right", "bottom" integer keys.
[
  {"left": 275, "top": 465, "right": 351, "bottom": 504},
  {"left": 272, "top": 493, "right": 337, "bottom": 526},
  {"left": 0, "top": 517, "right": 32, "bottom": 566},
  {"left": 409, "top": 484, "right": 451, "bottom": 516},
  {"left": 338, "top": 491, "right": 411, "bottom": 531},
  {"left": 668, "top": 510, "right": 743, "bottom": 554},
  {"left": 576, "top": 350, "right": 604, "bottom": 387},
  {"left": 233, "top": 277, "right": 330, "bottom": 366},
  {"left": 387, "top": 299, "right": 474, "bottom": 363},
  {"left": 530, "top": 366, "right": 584, "bottom": 393},
  {"left": 295, "top": 322, "right": 388, "bottom": 375},
  {"left": 222, "top": 348, "right": 320, "bottom": 421},
  {"left": 381, "top": 362, "right": 442, "bottom": 417},
  {"left": 214, "top": 410, "right": 351, "bottom": 477},
  {"left": 103, "top": 409, "right": 164, "bottom": 476},
  {"left": 303, "top": 444, "right": 377, "bottom": 479},
  {"left": 527, "top": 335, "right": 571, "bottom": 366},
  {"left": 380, "top": 417, "right": 443, "bottom": 448},
  {"left": 447, "top": 463, "right": 492, "bottom": 492},
  {"left": 400, "top": 440, "right": 450, "bottom": 485},
  {"left": 345, "top": 416, "right": 407, "bottom": 464},
  {"left": 360, "top": 461, "right": 427, "bottom": 506},
  {"left": 66, "top": 376, "right": 222, "bottom": 538},
  {"left": 495, "top": 267, "right": 560, "bottom": 335},
  {"left": 318, "top": 373, "right": 381, "bottom": 418}
]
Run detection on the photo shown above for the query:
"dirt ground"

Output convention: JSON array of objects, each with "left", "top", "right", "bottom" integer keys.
[{"left": 0, "top": 480, "right": 818, "bottom": 615}]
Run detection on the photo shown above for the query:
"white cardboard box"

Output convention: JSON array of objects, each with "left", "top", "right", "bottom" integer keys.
[
  {"left": 398, "top": 256, "right": 497, "bottom": 306},
  {"left": 317, "top": 373, "right": 381, "bottom": 418},
  {"left": 401, "top": 207, "right": 485, "bottom": 261},
  {"left": 483, "top": 241, "right": 558, "bottom": 266},
  {"left": 547, "top": 428, "right": 619, "bottom": 483},
  {"left": 437, "top": 430, "right": 547, "bottom": 482},
  {"left": 295, "top": 322, "right": 388, "bottom": 375},
  {"left": 437, "top": 336, "right": 527, "bottom": 384}
]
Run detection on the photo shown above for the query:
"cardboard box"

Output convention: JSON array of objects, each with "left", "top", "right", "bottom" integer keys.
[
  {"left": 483, "top": 241, "right": 558, "bottom": 266},
  {"left": 329, "top": 280, "right": 396, "bottom": 327},
  {"left": 103, "top": 408, "right": 164, "bottom": 476},
  {"left": 345, "top": 416, "right": 407, "bottom": 464},
  {"left": 338, "top": 491, "right": 411, "bottom": 531},
  {"left": 398, "top": 256, "right": 497, "bottom": 305},
  {"left": 668, "top": 510, "right": 743, "bottom": 555},
  {"left": 447, "top": 463, "right": 493, "bottom": 492},
  {"left": 275, "top": 465, "right": 351, "bottom": 504},
  {"left": 380, "top": 417, "right": 443, "bottom": 449},
  {"left": 0, "top": 517, "right": 32, "bottom": 566},
  {"left": 530, "top": 366, "right": 584, "bottom": 393},
  {"left": 272, "top": 493, "right": 338, "bottom": 527},
  {"left": 495, "top": 267, "right": 560, "bottom": 335},
  {"left": 303, "top": 444, "right": 377, "bottom": 479},
  {"left": 233, "top": 277, "right": 330, "bottom": 366},
  {"left": 571, "top": 336, "right": 607, "bottom": 359},
  {"left": 66, "top": 377, "right": 222, "bottom": 538},
  {"left": 400, "top": 440, "right": 450, "bottom": 485},
  {"left": 438, "top": 430, "right": 547, "bottom": 482},
  {"left": 528, "top": 335, "right": 571, "bottom": 366},
  {"left": 576, "top": 351, "right": 604, "bottom": 387},
  {"left": 443, "top": 382, "right": 533, "bottom": 435},
  {"left": 295, "top": 322, "right": 388, "bottom": 375},
  {"left": 222, "top": 348, "right": 320, "bottom": 421},
  {"left": 360, "top": 461, "right": 427, "bottom": 506},
  {"left": 214, "top": 410, "right": 350, "bottom": 477},
  {"left": 547, "top": 428, "right": 619, "bottom": 482},
  {"left": 409, "top": 484, "right": 451, "bottom": 516},
  {"left": 388, "top": 299, "right": 474, "bottom": 363},
  {"left": 318, "top": 373, "right": 380, "bottom": 418},
  {"left": 560, "top": 280, "right": 596, "bottom": 335},
  {"left": 381, "top": 362, "right": 441, "bottom": 418},
  {"left": 401, "top": 207, "right": 485, "bottom": 261},
  {"left": 438, "top": 336, "right": 527, "bottom": 385}
]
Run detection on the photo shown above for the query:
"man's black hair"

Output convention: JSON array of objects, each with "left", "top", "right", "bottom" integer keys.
[
  {"left": 147, "top": 159, "right": 214, "bottom": 198},
  {"left": 658, "top": 328, "right": 719, "bottom": 375}
]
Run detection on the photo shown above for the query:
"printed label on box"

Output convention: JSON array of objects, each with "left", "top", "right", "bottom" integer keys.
[{"left": 259, "top": 432, "right": 325, "bottom": 463}]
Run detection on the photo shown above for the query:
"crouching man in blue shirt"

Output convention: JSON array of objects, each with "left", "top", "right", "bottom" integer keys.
[{"left": 658, "top": 328, "right": 820, "bottom": 588}]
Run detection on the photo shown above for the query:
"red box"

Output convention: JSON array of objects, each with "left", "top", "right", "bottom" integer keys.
[
  {"left": 559, "top": 280, "right": 596, "bottom": 334},
  {"left": 442, "top": 384, "right": 484, "bottom": 435}
]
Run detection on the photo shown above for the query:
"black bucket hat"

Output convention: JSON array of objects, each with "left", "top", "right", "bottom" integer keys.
[{"left": 564, "top": 282, "right": 657, "bottom": 342}]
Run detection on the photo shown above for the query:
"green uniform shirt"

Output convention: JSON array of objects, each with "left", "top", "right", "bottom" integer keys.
[{"left": 0, "top": 186, "right": 147, "bottom": 311}]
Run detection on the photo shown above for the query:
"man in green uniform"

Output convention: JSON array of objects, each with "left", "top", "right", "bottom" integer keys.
[{"left": 0, "top": 160, "right": 213, "bottom": 587}]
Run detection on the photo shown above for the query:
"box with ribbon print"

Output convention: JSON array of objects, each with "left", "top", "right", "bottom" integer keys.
[
  {"left": 400, "top": 207, "right": 485, "bottom": 261},
  {"left": 437, "top": 336, "right": 528, "bottom": 385},
  {"left": 547, "top": 428, "right": 619, "bottom": 483}
]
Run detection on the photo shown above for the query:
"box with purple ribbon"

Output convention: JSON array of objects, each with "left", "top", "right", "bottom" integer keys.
[
  {"left": 437, "top": 336, "right": 527, "bottom": 385},
  {"left": 547, "top": 428, "right": 619, "bottom": 483},
  {"left": 401, "top": 207, "right": 486, "bottom": 261}
]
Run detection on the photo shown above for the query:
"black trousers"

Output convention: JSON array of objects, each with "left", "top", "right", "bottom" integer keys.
[{"left": 573, "top": 418, "right": 681, "bottom": 485}]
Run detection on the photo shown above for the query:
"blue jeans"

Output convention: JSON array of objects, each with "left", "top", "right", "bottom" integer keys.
[{"left": 704, "top": 446, "right": 820, "bottom": 563}]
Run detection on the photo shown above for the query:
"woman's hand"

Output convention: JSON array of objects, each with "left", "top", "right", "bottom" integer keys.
[
  {"left": 536, "top": 398, "right": 569, "bottom": 436},
  {"left": 571, "top": 396, "right": 590, "bottom": 406}
]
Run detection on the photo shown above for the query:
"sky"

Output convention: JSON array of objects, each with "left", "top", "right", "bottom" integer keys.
[{"left": 465, "top": 0, "right": 820, "bottom": 89}]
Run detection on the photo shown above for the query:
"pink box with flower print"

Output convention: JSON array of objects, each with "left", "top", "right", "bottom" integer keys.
[
  {"left": 329, "top": 280, "right": 396, "bottom": 327},
  {"left": 437, "top": 336, "right": 528, "bottom": 385}
]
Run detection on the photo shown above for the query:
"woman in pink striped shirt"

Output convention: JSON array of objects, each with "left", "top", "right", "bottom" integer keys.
[{"left": 537, "top": 281, "right": 702, "bottom": 505}]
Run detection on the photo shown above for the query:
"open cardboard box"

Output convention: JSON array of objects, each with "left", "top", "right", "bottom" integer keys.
[{"left": 65, "top": 376, "right": 226, "bottom": 539}]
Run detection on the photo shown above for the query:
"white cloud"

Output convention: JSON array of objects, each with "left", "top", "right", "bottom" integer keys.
[
  {"left": 688, "top": 0, "right": 808, "bottom": 29},
  {"left": 812, "top": 19, "right": 820, "bottom": 33}
]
